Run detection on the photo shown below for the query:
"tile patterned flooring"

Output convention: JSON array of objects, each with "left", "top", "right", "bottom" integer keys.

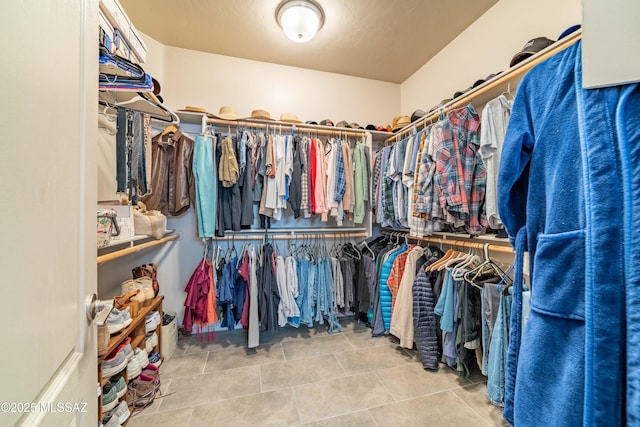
[{"left": 127, "top": 320, "right": 507, "bottom": 427}]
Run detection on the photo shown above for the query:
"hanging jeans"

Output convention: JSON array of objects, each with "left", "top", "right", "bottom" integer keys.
[
  {"left": 296, "top": 258, "right": 314, "bottom": 327},
  {"left": 481, "top": 283, "right": 502, "bottom": 375},
  {"left": 316, "top": 257, "right": 341, "bottom": 334},
  {"left": 486, "top": 291, "right": 512, "bottom": 407}
]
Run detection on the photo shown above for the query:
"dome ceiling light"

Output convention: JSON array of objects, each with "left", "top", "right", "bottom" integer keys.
[{"left": 276, "top": 0, "right": 325, "bottom": 43}]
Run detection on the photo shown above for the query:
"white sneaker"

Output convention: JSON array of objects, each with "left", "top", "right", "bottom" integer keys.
[
  {"left": 107, "top": 307, "right": 132, "bottom": 334},
  {"left": 108, "top": 400, "right": 130, "bottom": 425},
  {"left": 145, "top": 332, "right": 159, "bottom": 353},
  {"left": 134, "top": 347, "right": 149, "bottom": 369},
  {"left": 145, "top": 311, "right": 160, "bottom": 332},
  {"left": 127, "top": 353, "right": 142, "bottom": 379}
]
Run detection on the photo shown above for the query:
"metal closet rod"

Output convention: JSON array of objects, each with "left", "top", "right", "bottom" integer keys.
[
  {"left": 385, "top": 30, "right": 583, "bottom": 143},
  {"left": 381, "top": 230, "right": 514, "bottom": 254},
  {"left": 209, "top": 231, "right": 368, "bottom": 242},
  {"left": 206, "top": 117, "right": 367, "bottom": 138}
]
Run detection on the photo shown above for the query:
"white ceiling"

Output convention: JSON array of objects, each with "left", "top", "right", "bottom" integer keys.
[{"left": 120, "top": 0, "right": 498, "bottom": 84}]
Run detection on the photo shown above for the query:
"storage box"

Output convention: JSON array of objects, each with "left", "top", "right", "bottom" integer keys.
[
  {"left": 98, "top": 202, "right": 135, "bottom": 241},
  {"left": 161, "top": 312, "right": 178, "bottom": 360},
  {"left": 100, "top": 0, "right": 146, "bottom": 64},
  {"left": 98, "top": 9, "right": 114, "bottom": 52},
  {"left": 100, "top": 0, "right": 130, "bottom": 38},
  {"left": 128, "top": 23, "right": 147, "bottom": 64}
]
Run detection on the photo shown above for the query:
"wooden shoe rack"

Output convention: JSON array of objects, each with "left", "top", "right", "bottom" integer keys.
[{"left": 97, "top": 296, "right": 163, "bottom": 423}]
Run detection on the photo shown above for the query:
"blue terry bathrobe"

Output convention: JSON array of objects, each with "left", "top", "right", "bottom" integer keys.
[{"left": 497, "top": 40, "right": 640, "bottom": 426}]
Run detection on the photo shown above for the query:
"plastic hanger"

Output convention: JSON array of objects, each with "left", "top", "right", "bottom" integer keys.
[{"left": 502, "top": 82, "right": 514, "bottom": 101}]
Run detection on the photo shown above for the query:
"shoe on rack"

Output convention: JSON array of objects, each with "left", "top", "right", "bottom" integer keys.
[
  {"left": 100, "top": 413, "right": 119, "bottom": 427},
  {"left": 101, "top": 382, "right": 118, "bottom": 412},
  {"left": 114, "top": 290, "right": 140, "bottom": 318},
  {"left": 136, "top": 277, "right": 155, "bottom": 306},
  {"left": 129, "top": 374, "right": 157, "bottom": 409},
  {"left": 109, "top": 337, "right": 133, "bottom": 362},
  {"left": 134, "top": 347, "right": 150, "bottom": 369},
  {"left": 107, "top": 400, "right": 131, "bottom": 425},
  {"left": 145, "top": 332, "right": 158, "bottom": 353},
  {"left": 127, "top": 352, "right": 142, "bottom": 379},
  {"left": 142, "top": 363, "right": 160, "bottom": 388},
  {"left": 121, "top": 279, "right": 147, "bottom": 307},
  {"left": 139, "top": 371, "right": 160, "bottom": 392},
  {"left": 148, "top": 352, "right": 161, "bottom": 365},
  {"left": 107, "top": 307, "right": 132, "bottom": 334},
  {"left": 108, "top": 376, "right": 127, "bottom": 399},
  {"left": 102, "top": 349, "right": 127, "bottom": 378},
  {"left": 145, "top": 311, "right": 160, "bottom": 332},
  {"left": 132, "top": 263, "right": 159, "bottom": 297}
]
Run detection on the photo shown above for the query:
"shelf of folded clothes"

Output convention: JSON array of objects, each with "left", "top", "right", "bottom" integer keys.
[{"left": 99, "top": 45, "right": 174, "bottom": 122}]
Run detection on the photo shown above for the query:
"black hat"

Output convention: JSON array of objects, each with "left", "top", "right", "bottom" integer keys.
[
  {"left": 510, "top": 37, "right": 555, "bottom": 67},
  {"left": 305, "top": 120, "right": 318, "bottom": 125},
  {"left": 472, "top": 72, "right": 500, "bottom": 88},
  {"left": 366, "top": 124, "right": 377, "bottom": 130},
  {"left": 320, "top": 119, "right": 334, "bottom": 126},
  {"left": 411, "top": 109, "right": 427, "bottom": 123}
]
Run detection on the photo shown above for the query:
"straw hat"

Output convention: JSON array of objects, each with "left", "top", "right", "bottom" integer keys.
[
  {"left": 181, "top": 106, "right": 209, "bottom": 114},
  {"left": 248, "top": 109, "right": 274, "bottom": 120},
  {"left": 392, "top": 115, "right": 411, "bottom": 132},
  {"left": 213, "top": 106, "right": 239, "bottom": 120},
  {"left": 280, "top": 113, "right": 302, "bottom": 123}
]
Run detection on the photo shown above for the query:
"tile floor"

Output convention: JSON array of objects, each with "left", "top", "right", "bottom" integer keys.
[{"left": 127, "top": 319, "right": 507, "bottom": 427}]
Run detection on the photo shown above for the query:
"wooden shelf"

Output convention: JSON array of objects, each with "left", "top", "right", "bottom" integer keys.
[{"left": 98, "top": 296, "right": 163, "bottom": 360}]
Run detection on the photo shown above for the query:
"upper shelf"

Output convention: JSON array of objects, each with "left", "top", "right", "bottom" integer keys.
[
  {"left": 385, "top": 30, "right": 583, "bottom": 143},
  {"left": 99, "top": 90, "right": 175, "bottom": 122}
]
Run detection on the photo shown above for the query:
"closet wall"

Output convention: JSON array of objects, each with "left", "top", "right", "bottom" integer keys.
[
  {"left": 401, "top": 0, "right": 582, "bottom": 113},
  {"left": 156, "top": 42, "right": 400, "bottom": 126},
  {"left": 99, "top": 0, "right": 582, "bottom": 328},
  {"left": 98, "top": 32, "right": 400, "bottom": 325}
]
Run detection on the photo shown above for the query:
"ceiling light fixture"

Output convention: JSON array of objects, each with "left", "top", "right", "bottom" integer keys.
[{"left": 276, "top": 0, "right": 325, "bottom": 43}]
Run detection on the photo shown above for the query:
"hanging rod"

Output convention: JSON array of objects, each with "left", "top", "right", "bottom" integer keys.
[
  {"left": 385, "top": 29, "right": 583, "bottom": 143},
  {"left": 97, "top": 233, "right": 180, "bottom": 265},
  {"left": 206, "top": 117, "right": 367, "bottom": 138},
  {"left": 209, "top": 232, "right": 367, "bottom": 242},
  {"left": 381, "top": 230, "right": 514, "bottom": 254}
]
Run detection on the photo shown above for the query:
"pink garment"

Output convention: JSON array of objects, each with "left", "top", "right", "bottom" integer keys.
[
  {"left": 314, "top": 138, "right": 328, "bottom": 221},
  {"left": 239, "top": 252, "right": 251, "bottom": 329},
  {"left": 183, "top": 258, "right": 212, "bottom": 333}
]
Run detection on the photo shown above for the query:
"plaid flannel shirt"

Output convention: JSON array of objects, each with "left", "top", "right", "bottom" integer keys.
[
  {"left": 447, "top": 106, "right": 487, "bottom": 234},
  {"left": 433, "top": 106, "right": 487, "bottom": 234},
  {"left": 334, "top": 139, "right": 347, "bottom": 202}
]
